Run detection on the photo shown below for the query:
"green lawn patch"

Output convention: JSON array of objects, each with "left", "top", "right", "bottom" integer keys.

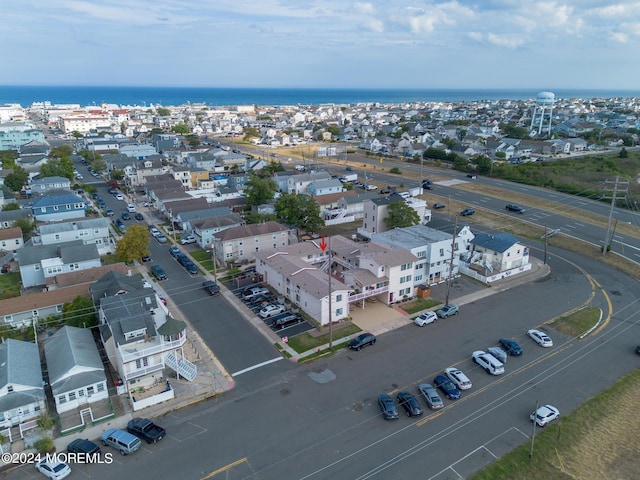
[
  {"left": 550, "top": 306, "right": 601, "bottom": 337},
  {"left": 402, "top": 298, "right": 440, "bottom": 315},
  {"left": 286, "top": 323, "right": 362, "bottom": 353},
  {"left": 0, "top": 272, "right": 21, "bottom": 299}
]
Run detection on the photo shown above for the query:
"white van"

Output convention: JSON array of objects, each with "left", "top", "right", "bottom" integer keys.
[{"left": 472, "top": 350, "right": 505, "bottom": 375}]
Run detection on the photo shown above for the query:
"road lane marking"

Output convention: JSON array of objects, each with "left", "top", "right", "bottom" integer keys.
[
  {"left": 231, "top": 357, "right": 283, "bottom": 376},
  {"left": 200, "top": 457, "right": 247, "bottom": 479}
]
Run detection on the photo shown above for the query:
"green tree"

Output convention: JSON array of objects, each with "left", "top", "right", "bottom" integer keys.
[
  {"left": 72, "top": 131, "right": 83, "bottom": 139},
  {"left": 39, "top": 157, "right": 74, "bottom": 180},
  {"left": 244, "top": 175, "right": 277, "bottom": 206},
  {"left": 474, "top": 155, "right": 493, "bottom": 175},
  {"left": 619, "top": 147, "right": 629, "bottom": 158},
  {"left": 186, "top": 134, "right": 201, "bottom": 148},
  {"left": 0, "top": 150, "right": 18, "bottom": 168},
  {"left": 49, "top": 145, "right": 73, "bottom": 159},
  {"left": 62, "top": 296, "right": 97, "bottom": 328},
  {"left": 110, "top": 170, "right": 124, "bottom": 181},
  {"left": 384, "top": 201, "right": 420, "bottom": 229},
  {"left": 15, "top": 217, "right": 36, "bottom": 238},
  {"left": 90, "top": 158, "right": 106, "bottom": 173},
  {"left": 243, "top": 127, "right": 260, "bottom": 141},
  {"left": 2, "top": 203, "right": 19, "bottom": 211},
  {"left": 326, "top": 125, "right": 341, "bottom": 136},
  {"left": 5, "top": 166, "right": 29, "bottom": 191},
  {"left": 115, "top": 224, "right": 151, "bottom": 263},
  {"left": 245, "top": 212, "right": 278, "bottom": 224},
  {"left": 275, "top": 193, "right": 325, "bottom": 233},
  {"left": 171, "top": 124, "right": 189, "bottom": 134},
  {"left": 156, "top": 107, "right": 171, "bottom": 117}
]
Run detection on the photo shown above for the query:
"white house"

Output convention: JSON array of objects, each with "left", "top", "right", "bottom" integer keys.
[
  {"left": 44, "top": 326, "right": 108, "bottom": 414},
  {"left": 36, "top": 218, "right": 113, "bottom": 255},
  {"left": 459, "top": 231, "right": 531, "bottom": 283},
  {"left": 0, "top": 339, "right": 46, "bottom": 428}
]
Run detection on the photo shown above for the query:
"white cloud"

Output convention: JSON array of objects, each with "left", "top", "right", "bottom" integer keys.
[
  {"left": 354, "top": 2, "right": 376, "bottom": 15},
  {"left": 486, "top": 33, "right": 524, "bottom": 49},
  {"left": 363, "top": 18, "right": 384, "bottom": 33},
  {"left": 609, "top": 31, "right": 629, "bottom": 43}
]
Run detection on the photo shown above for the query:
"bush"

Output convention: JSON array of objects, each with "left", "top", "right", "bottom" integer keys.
[
  {"left": 33, "top": 436, "right": 55, "bottom": 453},
  {"left": 389, "top": 167, "right": 402, "bottom": 174},
  {"left": 37, "top": 412, "right": 55, "bottom": 430}
]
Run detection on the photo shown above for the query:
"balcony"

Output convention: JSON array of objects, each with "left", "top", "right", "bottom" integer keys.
[{"left": 119, "top": 336, "right": 186, "bottom": 363}]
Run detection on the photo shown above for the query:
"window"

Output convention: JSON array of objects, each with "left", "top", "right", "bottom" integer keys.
[
  {"left": 336, "top": 308, "right": 343, "bottom": 316},
  {"left": 439, "top": 248, "right": 445, "bottom": 257},
  {"left": 415, "top": 275, "right": 423, "bottom": 282},
  {"left": 336, "top": 294, "right": 342, "bottom": 302},
  {"left": 4, "top": 315, "right": 12, "bottom": 323},
  {"left": 87, "top": 386, "right": 95, "bottom": 396},
  {"left": 78, "top": 389, "right": 84, "bottom": 397},
  {"left": 33, "top": 310, "right": 39, "bottom": 316},
  {"left": 53, "top": 205, "right": 59, "bottom": 211},
  {"left": 59, "top": 395, "right": 67, "bottom": 404},
  {"left": 7, "top": 385, "right": 13, "bottom": 393},
  {"left": 34, "top": 264, "right": 41, "bottom": 271},
  {"left": 97, "top": 383, "right": 105, "bottom": 392},
  {"left": 417, "top": 250, "right": 426, "bottom": 258},
  {"left": 0, "top": 242, "right": 5, "bottom": 248}
]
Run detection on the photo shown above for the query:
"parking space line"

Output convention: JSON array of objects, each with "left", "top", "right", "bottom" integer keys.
[{"left": 231, "top": 357, "right": 284, "bottom": 376}]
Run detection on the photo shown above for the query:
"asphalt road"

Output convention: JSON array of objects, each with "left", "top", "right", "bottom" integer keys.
[{"left": 14, "top": 238, "right": 640, "bottom": 480}]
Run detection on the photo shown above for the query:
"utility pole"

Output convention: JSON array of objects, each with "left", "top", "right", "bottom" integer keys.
[
  {"left": 445, "top": 216, "right": 458, "bottom": 306},
  {"left": 543, "top": 225, "right": 548, "bottom": 265},
  {"left": 530, "top": 400, "right": 539, "bottom": 458},
  {"left": 601, "top": 176, "right": 628, "bottom": 256},
  {"left": 327, "top": 236, "right": 333, "bottom": 349}
]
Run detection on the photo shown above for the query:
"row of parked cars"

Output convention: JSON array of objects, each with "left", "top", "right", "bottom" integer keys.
[
  {"left": 238, "top": 285, "right": 304, "bottom": 330},
  {"left": 378, "top": 330, "right": 560, "bottom": 427},
  {"left": 168, "top": 244, "right": 198, "bottom": 275},
  {"left": 36, "top": 418, "right": 165, "bottom": 478}
]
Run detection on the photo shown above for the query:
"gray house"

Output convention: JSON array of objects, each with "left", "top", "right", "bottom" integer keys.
[
  {"left": 0, "top": 339, "right": 46, "bottom": 428},
  {"left": 36, "top": 218, "right": 113, "bottom": 255},
  {"left": 30, "top": 176, "right": 72, "bottom": 194},
  {"left": 45, "top": 326, "right": 108, "bottom": 414},
  {"left": 16, "top": 241, "right": 101, "bottom": 288}
]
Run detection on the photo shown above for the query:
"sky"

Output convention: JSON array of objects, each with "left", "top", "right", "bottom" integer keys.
[{"left": 2, "top": 1, "right": 640, "bottom": 89}]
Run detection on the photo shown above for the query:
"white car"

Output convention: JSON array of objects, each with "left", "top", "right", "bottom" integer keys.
[
  {"left": 472, "top": 350, "right": 505, "bottom": 375},
  {"left": 115, "top": 194, "right": 124, "bottom": 200},
  {"left": 35, "top": 458, "right": 71, "bottom": 479},
  {"left": 180, "top": 235, "right": 196, "bottom": 245},
  {"left": 365, "top": 184, "right": 378, "bottom": 190},
  {"left": 259, "top": 303, "right": 286, "bottom": 318},
  {"left": 530, "top": 404, "right": 559, "bottom": 427},
  {"left": 414, "top": 311, "right": 438, "bottom": 327},
  {"left": 149, "top": 227, "right": 161, "bottom": 238},
  {"left": 127, "top": 203, "right": 137, "bottom": 213},
  {"left": 444, "top": 367, "right": 472, "bottom": 390},
  {"left": 528, "top": 329, "right": 553, "bottom": 347}
]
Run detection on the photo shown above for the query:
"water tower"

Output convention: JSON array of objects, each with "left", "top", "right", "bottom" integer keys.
[{"left": 530, "top": 91, "right": 555, "bottom": 136}]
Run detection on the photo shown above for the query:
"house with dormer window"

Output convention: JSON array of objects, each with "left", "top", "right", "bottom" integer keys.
[
  {"left": 92, "top": 272, "right": 195, "bottom": 409},
  {"left": 31, "top": 191, "right": 86, "bottom": 222}
]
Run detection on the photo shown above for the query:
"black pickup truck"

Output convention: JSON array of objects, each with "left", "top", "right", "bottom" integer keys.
[
  {"left": 126, "top": 418, "right": 166, "bottom": 444},
  {"left": 202, "top": 280, "right": 220, "bottom": 295}
]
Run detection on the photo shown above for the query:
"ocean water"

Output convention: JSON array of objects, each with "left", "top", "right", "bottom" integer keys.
[{"left": 1, "top": 85, "right": 639, "bottom": 108}]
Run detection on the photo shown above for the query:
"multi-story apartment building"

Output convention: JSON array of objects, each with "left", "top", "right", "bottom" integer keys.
[{"left": 213, "top": 221, "right": 293, "bottom": 264}]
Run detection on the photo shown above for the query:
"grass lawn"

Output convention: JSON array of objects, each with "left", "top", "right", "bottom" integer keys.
[
  {"left": 401, "top": 298, "right": 441, "bottom": 315},
  {"left": 191, "top": 250, "right": 214, "bottom": 272},
  {"left": 287, "top": 323, "right": 362, "bottom": 354},
  {"left": 550, "top": 306, "right": 601, "bottom": 337},
  {"left": 0, "top": 273, "right": 21, "bottom": 299}
]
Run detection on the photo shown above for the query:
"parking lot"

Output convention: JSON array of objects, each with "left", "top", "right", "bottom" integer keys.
[{"left": 231, "top": 282, "right": 315, "bottom": 339}]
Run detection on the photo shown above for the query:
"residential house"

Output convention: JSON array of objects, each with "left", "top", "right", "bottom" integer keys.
[
  {"left": 324, "top": 192, "right": 379, "bottom": 224},
  {"left": 151, "top": 133, "right": 180, "bottom": 154},
  {"left": 307, "top": 178, "right": 344, "bottom": 197},
  {"left": 192, "top": 214, "right": 245, "bottom": 248},
  {"left": 30, "top": 176, "right": 72, "bottom": 194},
  {"left": 31, "top": 191, "right": 86, "bottom": 222},
  {"left": 459, "top": 231, "right": 530, "bottom": 282},
  {"left": 0, "top": 208, "right": 32, "bottom": 229},
  {"left": 127, "top": 157, "right": 167, "bottom": 187},
  {"left": 0, "top": 122, "right": 45, "bottom": 150},
  {"left": 119, "top": 143, "right": 157, "bottom": 160},
  {"left": 35, "top": 218, "right": 113, "bottom": 255},
  {"left": 0, "top": 227, "right": 24, "bottom": 252},
  {"left": 44, "top": 326, "right": 108, "bottom": 414},
  {"left": 285, "top": 171, "right": 331, "bottom": 194},
  {"left": 16, "top": 241, "right": 101, "bottom": 288},
  {"left": 213, "top": 221, "right": 293, "bottom": 264},
  {"left": 357, "top": 196, "right": 430, "bottom": 239},
  {"left": 0, "top": 339, "right": 46, "bottom": 428},
  {"left": 170, "top": 166, "right": 192, "bottom": 190},
  {"left": 92, "top": 272, "right": 194, "bottom": 402},
  {"left": 372, "top": 225, "right": 462, "bottom": 286}
]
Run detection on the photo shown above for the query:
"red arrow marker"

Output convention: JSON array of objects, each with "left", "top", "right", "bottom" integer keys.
[{"left": 319, "top": 235, "right": 327, "bottom": 251}]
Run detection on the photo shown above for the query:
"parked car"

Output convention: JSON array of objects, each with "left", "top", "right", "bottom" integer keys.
[
  {"left": 202, "top": 280, "right": 220, "bottom": 295},
  {"left": 272, "top": 313, "right": 301, "bottom": 329},
  {"left": 182, "top": 260, "right": 198, "bottom": 275},
  {"left": 432, "top": 203, "right": 446, "bottom": 209},
  {"left": 472, "top": 350, "right": 505, "bottom": 375},
  {"left": 506, "top": 204, "right": 526, "bottom": 213},
  {"left": 487, "top": 346, "right": 508, "bottom": 364},
  {"left": 121, "top": 212, "right": 131, "bottom": 220},
  {"left": 180, "top": 234, "right": 196, "bottom": 245},
  {"left": 66, "top": 438, "right": 101, "bottom": 455},
  {"left": 436, "top": 304, "right": 459, "bottom": 318},
  {"left": 155, "top": 233, "right": 168, "bottom": 244},
  {"left": 346, "top": 166, "right": 354, "bottom": 171},
  {"left": 365, "top": 184, "right": 378, "bottom": 190},
  {"left": 378, "top": 393, "right": 399, "bottom": 420},
  {"left": 380, "top": 188, "right": 391, "bottom": 194},
  {"left": 134, "top": 212, "right": 144, "bottom": 221},
  {"left": 150, "top": 265, "right": 167, "bottom": 280},
  {"left": 99, "top": 428, "right": 142, "bottom": 455},
  {"left": 126, "top": 203, "right": 136, "bottom": 212},
  {"left": 105, "top": 208, "right": 114, "bottom": 216},
  {"left": 466, "top": 174, "right": 477, "bottom": 179},
  {"left": 115, "top": 194, "right": 124, "bottom": 201},
  {"left": 127, "top": 417, "right": 166, "bottom": 444},
  {"left": 530, "top": 404, "right": 559, "bottom": 427},
  {"left": 169, "top": 245, "right": 181, "bottom": 257},
  {"left": 35, "top": 458, "right": 71, "bottom": 479},
  {"left": 444, "top": 367, "right": 472, "bottom": 390},
  {"left": 414, "top": 311, "right": 438, "bottom": 327},
  {"left": 417, "top": 383, "right": 444, "bottom": 409},
  {"left": 149, "top": 226, "right": 161, "bottom": 237},
  {"left": 259, "top": 303, "right": 286, "bottom": 318},
  {"left": 348, "top": 333, "right": 376, "bottom": 351},
  {"left": 460, "top": 207, "right": 475, "bottom": 216},
  {"left": 108, "top": 188, "right": 117, "bottom": 195},
  {"left": 433, "top": 374, "right": 461, "bottom": 400},
  {"left": 527, "top": 329, "right": 553, "bottom": 347},
  {"left": 141, "top": 255, "right": 152, "bottom": 263},
  {"left": 636, "top": 345, "right": 640, "bottom": 355},
  {"left": 115, "top": 219, "right": 126, "bottom": 231},
  {"left": 243, "top": 286, "right": 270, "bottom": 301},
  {"left": 396, "top": 391, "right": 423, "bottom": 417},
  {"left": 499, "top": 338, "right": 523, "bottom": 356}
]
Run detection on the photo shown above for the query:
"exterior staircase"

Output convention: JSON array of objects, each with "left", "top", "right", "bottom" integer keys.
[{"left": 165, "top": 351, "right": 197, "bottom": 381}]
